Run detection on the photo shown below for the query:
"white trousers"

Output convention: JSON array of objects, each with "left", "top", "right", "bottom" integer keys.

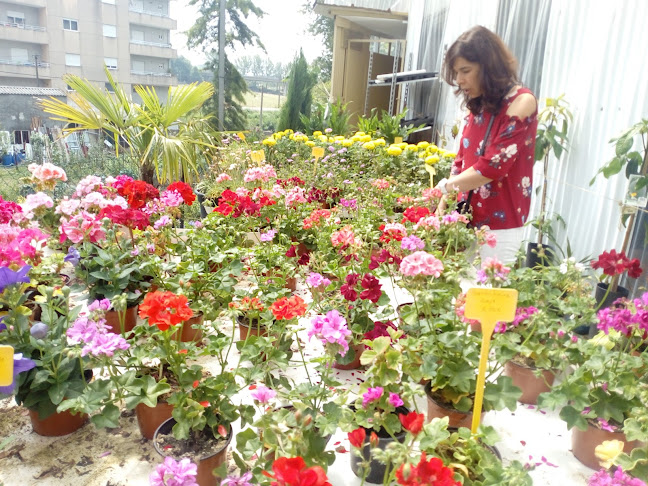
[{"left": 479, "top": 227, "right": 525, "bottom": 264}]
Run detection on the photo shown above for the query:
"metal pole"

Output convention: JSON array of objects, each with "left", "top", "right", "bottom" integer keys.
[
  {"left": 259, "top": 85, "right": 264, "bottom": 129},
  {"left": 34, "top": 54, "right": 39, "bottom": 87},
  {"left": 217, "top": 0, "right": 225, "bottom": 130}
]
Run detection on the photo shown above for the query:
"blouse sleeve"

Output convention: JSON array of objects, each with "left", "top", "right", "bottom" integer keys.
[{"left": 472, "top": 115, "right": 536, "bottom": 180}]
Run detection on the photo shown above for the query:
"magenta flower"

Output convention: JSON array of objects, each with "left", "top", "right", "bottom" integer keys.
[
  {"left": 81, "top": 332, "right": 129, "bottom": 357},
  {"left": 149, "top": 456, "right": 198, "bottom": 486},
  {"left": 308, "top": 310, "right": 351, "bottom": 356},
  {"left": 87, "top": 298, "right": 112, "bottom": 313},
  {"left": 251, "top": 384, "right": 276, "bottom": 404},
  {"left": 388, "top": 392, "right": 403, "bottom": 407},
  {"left": 259, "top": 229, "right": 277, "bottom": 242},
  {"left": 154, "top": 215, "right": 173, "bottom": 230},
  {"left": 588, "top": 467, "right": 647, "bottom": 486},
  {"left": 362, "top": 387, "right": 384, "bottom": 408},
  {"left": 401, "top": 235, "right": 425, "bottom": 251},
  {"left": 220, "top": 471, "right": 253, "bottom": 486},
  {"left": 399, "top": 251, "right": 444, "bottom": 277},
  {"left": 598, "top": 419, "right": 616, "bottom": 432},
  {"left": 306, "top": 272, "right": 331, "bottom": 289}
]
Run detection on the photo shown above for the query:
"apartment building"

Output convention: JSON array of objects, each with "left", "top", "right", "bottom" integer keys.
[{"left": 0, "top": 0, "right": 178, "bottom": 101}]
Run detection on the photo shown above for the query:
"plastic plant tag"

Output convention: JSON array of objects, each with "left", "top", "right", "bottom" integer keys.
[
  {"left": 394, "top": 137, "right": 403, "bottom": 144},
  {"left": 423, "top": 164, "right": 436, "bottom": 188},
  {"left": 464, "top": 288, "right": 518, "bottom": 433},
  {"left": 312, "top": 146, "right": 325, "bottom": 160},
  {"left": 0, "top": 345, "right": 14, "bottom": 387},
  {"left": 251, "top": 150, "right": 265, "bottom": 164},
  {"left": 625, "top": 174, "right": 648, "bottom": 208}
]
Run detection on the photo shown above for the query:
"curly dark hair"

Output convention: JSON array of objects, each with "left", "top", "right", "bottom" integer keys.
[{"left": 442, "top": 25, "right": 519, "bottom": 114}]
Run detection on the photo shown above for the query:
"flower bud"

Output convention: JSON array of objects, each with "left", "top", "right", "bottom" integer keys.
[
  {"left": 30, "top": 322, "right": 49, "bottom": 339},
  {"left": 303, "top": 414, "right": 312, "bottom": 426},
  {"left": 369, "top": 432, "right": 379, "bottom": 448},
  {"left": 401, "top": 463, "right": 412, "bottom": 480},
  {"left": 294, "top": 410, "right": 302, "bottom": 422}
]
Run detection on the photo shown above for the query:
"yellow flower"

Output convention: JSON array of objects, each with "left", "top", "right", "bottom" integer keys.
[
  {"left": 396, "top": 142, "right": 408, "bottom": 149},
  {"left": 362, "top": 141, "right": 376, "bottom": 150},
  {"left": 289, "top": 133, "right": 295, "bottom": 140},
  {"left": 313, "top": 130, "right": 322, "bottom": 137},
  {"left": 236, "top": 132, "right": 246, "bottom": 141},
  {"left": 445, "top": 151, "right": 457, "bottom": 158},
  {"left": 427, "top": 144, "right": 439, "bottom": 154},
  {"left": 334, "top": 135, "right": 345, "bottom": 141},
  {"left": 318, "top": 135, "right": 328, "bottom": 143},
  {"left": 262, "top": 138, "right": 276, "bottom": 146},
  {"left": 355, "top": 131, "right": 366, "bottom": 137},
  {"left": 595, "top": 440, "right": 624, "bottom": 469},
  {"left": 342, "top": 139, "right": 353, "bottom": 147},
  {"left": 405, "top": 144, "right": 418, "bottom": 151},
  {"left": 361, "top": 134, "right": 372, "bottom": 143},
  {"left": 374, "top": 138, "right": 386, "bottom": 146},
  {"left": 387, "top": 145, "right": 402, "bottom": 156},
  {"left": 305, "top": 141, "right": 316, "bottom": 147},
  {"left": 417, "top": 141, "right": 430, "bottom": 149},
  {"left": 425, "top": 155, "right": 440, "bottom": 165}
]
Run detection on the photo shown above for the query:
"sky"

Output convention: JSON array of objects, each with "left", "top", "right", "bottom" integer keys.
[{"left": 170, "top": 0, "right": 326, "bottom": 69}]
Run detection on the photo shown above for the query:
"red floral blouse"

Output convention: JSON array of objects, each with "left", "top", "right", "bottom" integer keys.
[{"left": 451, "top": 87, "right": 538, "bottom": 230}]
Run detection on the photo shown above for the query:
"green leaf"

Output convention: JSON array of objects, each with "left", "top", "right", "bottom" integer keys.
[
  {"left": 48, "top": 382, "right": 66, "bottom": 405},
  {"left": 616, "top": 135, "right": 634, "bottom": 156},
  {"left": 602, "top": 157, "right": 624, "bottom": 178},
  {"left": 90, "top": 403, "right": 121, "bottom": 428},
  {"left": 559, "top": 405, "right": 588, "bottom": 431},
  {"left": 484, "top": 376, "right": 521, "bottom": 411}
]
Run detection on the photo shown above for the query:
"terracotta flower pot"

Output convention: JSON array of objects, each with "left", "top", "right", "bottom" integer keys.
[
  {"left": 237, "top": 315, "right": 268, "bottom": 340},
  {"left": 571, "top": 422, "right": 640, "bottom": 469},
  {"left": 332, "top": 343, "right": 364, "bottom": 370},
  {"left": 154, "top": 418, "right": 232, "bottom": 486},
  {"left": 136, "top": 401, "right": 174, "bottom": 440},
  {"left": 425, "top": 383, "right": 484, "bottom": 429},
  {"left": 104, "top": 305, "right": 138, "bottom": 335},
  {"left": 29, "top": 408, "right": 88, "bottom": 437},
  {"left": 503, "top": 360, "right": 555, "bottom": 405},
  {"left": 171, "top": 313, "right": 204, "bottom": 343}
]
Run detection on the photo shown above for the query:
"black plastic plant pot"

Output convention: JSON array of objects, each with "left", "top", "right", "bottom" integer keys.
[
  {"left": 349, "top": 407, "right": 409, "bottom": 484},
  {"left": 525, "top": 242, "right": 555, "bottom": 268}
]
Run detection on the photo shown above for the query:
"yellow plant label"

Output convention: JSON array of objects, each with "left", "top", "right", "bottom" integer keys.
[
  {"left": 394, "top": 137, "right": 403, "bottom": 144},
  {"left": 464, "top": 288, "right": 517, "bottom": 434},
  {"left": 0, "top": 345, "right": 14, "bottom": 387},
  {"left": 251, "top": 150, "right": 265, "bottom": 163},
  {"left": 312, "top": 147, "right": 325, "bottom": 160},
  {"left": 423, "top": 164, "right": 436, "bottom": 188}
]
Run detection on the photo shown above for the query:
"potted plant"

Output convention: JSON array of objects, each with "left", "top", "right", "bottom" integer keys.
[
  {"left": 526, "top": 95, "right": 572, "bottom": 267},
  {"left": 538, "top": 292, "right": 648, "bottom": 469},
  {"left": 0, "top": 276, "right": 91, "bottom": 435}
]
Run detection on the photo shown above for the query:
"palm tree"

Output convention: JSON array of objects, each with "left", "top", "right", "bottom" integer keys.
[{"left": 39, "top": 67, "right": 217, "bottom": 185}]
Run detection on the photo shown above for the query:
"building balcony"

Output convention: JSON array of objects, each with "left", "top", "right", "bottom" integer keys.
[
  {"left": 128, "top": 8, "right": 177, "bottom": 30},
  {"left": 129, "top": 41, "right": 177, "bottom": 59},
  {"left": 0, "top": 59, "right": 50, "bottom": 78},
  {"left": 130, "top": 71, "right": 177, "bottom": 86},
  {"left": 0, "top": 22, "right": 47, "bottom": 44}
]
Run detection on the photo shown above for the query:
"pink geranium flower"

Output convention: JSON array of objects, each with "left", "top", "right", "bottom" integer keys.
[
  {"left": 251, "top": 384, "right": 277, "bottom": 404},
  {"left": 362, "top": 387, "right": 384, "bottom": 408},
  {"left": 399, "top": 251, "right": 444, "bottom": 277}
]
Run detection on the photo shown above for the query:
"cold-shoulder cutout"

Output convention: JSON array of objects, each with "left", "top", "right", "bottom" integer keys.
[{"left": 506, "top": 92, "right": 537, "bottom": 119}]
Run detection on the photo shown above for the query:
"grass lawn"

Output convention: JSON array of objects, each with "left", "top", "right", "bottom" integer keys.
[{"left": 243, "top": 89, "right": 284, "bottom": 109}]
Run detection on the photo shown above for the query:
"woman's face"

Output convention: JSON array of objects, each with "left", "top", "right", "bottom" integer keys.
[{"left": 452, "top": 57, "right": 482, "bottom": 98}]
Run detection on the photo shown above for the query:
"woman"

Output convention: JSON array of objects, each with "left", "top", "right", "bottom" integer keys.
[{"left": 436, "top": 25, "right": 538, "bottom": 263}]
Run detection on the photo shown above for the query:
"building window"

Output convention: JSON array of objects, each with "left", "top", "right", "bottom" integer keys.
[
  {"left": 66, "top": 84, "right": 75, "bottom": 92},
  {"left": 104, "top": 57, "right": 118, "bottom": 70},
  {"left": 65, "top": 53, "right": 81, "bottom": 66},
  {"left": 10, "top": 48, "right": 29, "bottom": 63},
  {"left": 102, "top": 0, "right": 116, "bottom": 4},
  {"left": 103, "top": 24, "right": 117, "bottom": 37},
  {"left": 105, "top": 82, "right": 115, "bottom": 93},
  {"left": 14, "top": 131, "right": 30, "bottom": 145},
  {"left": 7, "top": 11, "right": 24, "bottom": 25},
  {"left": 63, "top": 19, "right": 78, "bottom": 31}
]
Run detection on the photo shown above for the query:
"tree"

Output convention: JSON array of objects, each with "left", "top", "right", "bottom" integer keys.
[
  {"left": 40, "top": 68, "right": 218, "bottom": 185},
  {"left": 278, "top": 50, "right": 317, "bottom": 132},
  {"left": 186, "top": 0, "right": 265, "bottom": 130},
  {"left": 170, "top": 57, "right": 210, "bottom": 84},
  {"left": 302, "top": 3, "right": 334, "bottom": 81}
]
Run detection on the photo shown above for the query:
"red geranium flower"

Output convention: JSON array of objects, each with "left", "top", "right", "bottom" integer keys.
[
  {"left": 401, "top": 206, "right": 431, "bottom": 224},
  {"left": 627, "top": 258, "right": 643, "bottom": 279},
  {"left": 138, "top": 291, "right": 194, "bottom": 331},
  {"left": 592, "top": 249, "right": 644, "bottom": 278},
  {"left": 263, "top": 456, "right": 331, "bottom": 486},
  {"left": 167, "top": 181, "right": 196, "bottom": 205},
  {"left": 270, "top": 296, "right": 307, "bottom": 320},
  {"left": 399, "top": 411, "right": 425, "bottom": 435},
  {"left": 348, "top": 427, "right": 366, "bottom": 448},
  {"left": 360, "top": 273, "right": 382, "bottom": 303},
  {"left": 395, "top": 453, "right": 459, "bottom": 486},
  {"left": 99, "top": 205, "right": 150, "bottom": 230},
  {"left": 118, "top": 179, "right": 159, "bottom": 209}
]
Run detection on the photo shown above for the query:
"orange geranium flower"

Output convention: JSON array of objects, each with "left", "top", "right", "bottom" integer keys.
[
  {"left": 270, "top": 296, "right": 307, "bottom": 321},
  {"left": 138, "top": 291, "right": 193, "bottom": 331}
]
